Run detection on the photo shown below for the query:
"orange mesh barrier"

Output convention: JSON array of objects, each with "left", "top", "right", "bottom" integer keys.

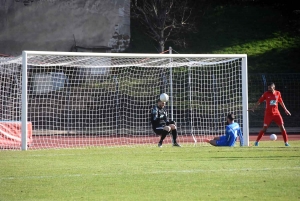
[{"left": 0, "top": 122, "right": 32, "bottom": 148}]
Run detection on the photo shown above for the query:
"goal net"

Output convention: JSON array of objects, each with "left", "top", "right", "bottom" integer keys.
[{"left": 0, "top": 51, "right": 248, "bottom": 150}]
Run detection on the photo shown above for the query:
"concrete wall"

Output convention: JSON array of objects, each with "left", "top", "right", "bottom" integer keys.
[{"left": 0, "top": 0, "right": 130, "bottom": 55}]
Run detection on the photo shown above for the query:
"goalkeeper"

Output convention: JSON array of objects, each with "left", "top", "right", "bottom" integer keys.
[
  {"left": 205, "top": 113, "right": 243, "bottom": 147},
  {"left": 150, "top": 98, "right": 181, "bottom": 147}
]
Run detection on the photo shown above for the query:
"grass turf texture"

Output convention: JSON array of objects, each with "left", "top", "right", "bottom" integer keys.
[{"left": 0, "top": 141, "right": 299, "bottom": 201}]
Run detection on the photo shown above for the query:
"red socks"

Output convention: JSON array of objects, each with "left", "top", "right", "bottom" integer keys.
[
  {"left": 256, "top": 130, "right": 264, "bottom": 142},
  {"left": 257, "top": 130, "right": 288, "bottom": 143},
  {"left": 281, "top": 130, "right": 288, "bottom": 143}
]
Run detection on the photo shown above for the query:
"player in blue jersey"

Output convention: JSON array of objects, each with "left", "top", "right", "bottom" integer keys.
[{"left": 205, "top": 113, "right": 244, "bottom": 147}]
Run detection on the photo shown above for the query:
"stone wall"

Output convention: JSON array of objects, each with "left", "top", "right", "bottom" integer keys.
[{"left": 0, "top": 0, "right": 130, "bottom": 55}]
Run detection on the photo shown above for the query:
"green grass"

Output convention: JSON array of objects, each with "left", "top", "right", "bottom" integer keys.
[{"left": 1, "top": 141, "right": 300, "bottom": 201}]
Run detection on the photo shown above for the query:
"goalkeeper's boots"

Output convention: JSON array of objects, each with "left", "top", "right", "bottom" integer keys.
[
  {"left": 254, "top": 141, "right": 259, "bottom": 146},
  {"left": 285, "top": 142, "right": 290, "bottom": 146},
  {"left": 172, "top": 142, "right": 181, "bottom": 147},
  {"left": 158, "top": 142, "right": 163, "bottom": 148}
]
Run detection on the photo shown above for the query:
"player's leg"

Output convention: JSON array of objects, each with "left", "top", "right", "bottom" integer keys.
[
  {"left": 204, "top": 136, "right": 220, "bottom": 144},
  {"left": 154, "top": 127, "right": 170, "bottom": 147},
  {"left": 168, "top": 121, "right": 181, "bottom": 147},
  {"left": 208, "top": 140, "right": 218, "bottom": 146},
  {"left": 161, "top": 126, "right": 171, "bottom": 145},
  {"left": 273, "top": 114, "right": 289, "bottom": 146},
  {"left": 168, "top": 124, "right": 181, "bottom": 147},
  {"left": 215, "top": 136, "right": 228, "bottom": 146},
  {"left": 254, "top": 115, "right": 272, "bottom": 146},
  {"left": 279, "top": 125, "right": 289, "bottom": 146},
  {"left": 255, "top": 126, "right": 268, "bottom": 145},
  {"left": 208, "top": 136, "right": 227, "bottom": 146}
]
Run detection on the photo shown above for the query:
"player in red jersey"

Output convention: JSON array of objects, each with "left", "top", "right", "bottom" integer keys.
[{"left": 249, "top": 82, "right": 291, "bottom": 146}]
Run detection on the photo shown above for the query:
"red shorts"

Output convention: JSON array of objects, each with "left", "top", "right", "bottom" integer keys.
[{"left": 263, "top": 113, "right": 283, "bottom": 127}]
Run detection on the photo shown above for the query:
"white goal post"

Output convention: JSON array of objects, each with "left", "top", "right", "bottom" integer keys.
[{"left": 0, "top": 51, "right": 248, "bottom": 150}]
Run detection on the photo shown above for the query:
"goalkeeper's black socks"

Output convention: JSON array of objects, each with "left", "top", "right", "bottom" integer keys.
[
  {"left": 159, "top": 132, "right": 168, "bottom": 143},
  {"left": 172, "top": 129, "right": 178, "bottom": 143}
]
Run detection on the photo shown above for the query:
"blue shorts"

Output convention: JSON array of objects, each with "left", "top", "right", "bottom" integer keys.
[{"left": 216, "top": 135, "right": 236, "bottom": 147}]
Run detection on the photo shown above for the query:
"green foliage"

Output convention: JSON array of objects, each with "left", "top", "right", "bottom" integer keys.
[
  {"left": 0, "top": 142, "right": 300, "bottom": 201},
  {"left": 129, "top": 4, "right": 300, "bottom": 73}
]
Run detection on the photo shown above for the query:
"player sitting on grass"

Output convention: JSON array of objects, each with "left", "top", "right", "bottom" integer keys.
[
  {"left": 150, "top": 99, "right": 181, "bottom": 147},
  {"left": 205, "top": 113, "right": 243, "bottom": 147}
]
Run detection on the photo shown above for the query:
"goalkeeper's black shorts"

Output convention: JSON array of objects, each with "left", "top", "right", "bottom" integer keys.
[
  {"left": 152, "top": 126, "right": 168, "bottom": 135},
  {"left": 166, "top": 120, "right": 176, "bottom": 126}
]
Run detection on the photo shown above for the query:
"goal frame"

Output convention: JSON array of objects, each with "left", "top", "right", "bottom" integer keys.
[{"left": 21, "top": 51, "right": 249, "bottom": 150}]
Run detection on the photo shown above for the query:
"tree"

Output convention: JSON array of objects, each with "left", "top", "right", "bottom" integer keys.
[{"left": 131, "top": 0, "right": 197, "bottom": 52}]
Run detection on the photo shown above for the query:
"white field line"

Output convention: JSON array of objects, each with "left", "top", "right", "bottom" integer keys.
[{"left": 1, "top": 166, "right": 300, "bottom": 181}]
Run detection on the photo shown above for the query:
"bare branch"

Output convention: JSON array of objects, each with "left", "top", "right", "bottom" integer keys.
[{"left": 132, "top": 0, "right": 202, "bottom": 52}]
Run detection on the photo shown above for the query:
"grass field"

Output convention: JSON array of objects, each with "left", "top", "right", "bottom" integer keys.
[{"left": 1, "top": 141, "right": 300, "bottom": 201}]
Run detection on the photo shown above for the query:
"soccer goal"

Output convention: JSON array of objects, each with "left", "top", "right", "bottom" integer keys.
[{"left": 0, "top": 51, "right": 248, "bottom": 150}]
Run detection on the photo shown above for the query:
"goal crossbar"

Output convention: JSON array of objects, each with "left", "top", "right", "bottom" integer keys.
[{"left": 23, "top": 51, "right": 247, "bottom": 58}]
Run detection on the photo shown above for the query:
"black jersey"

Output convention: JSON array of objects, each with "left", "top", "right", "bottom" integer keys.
[{"left": 150, "top": 105, "right": 169, "bottom": 129}]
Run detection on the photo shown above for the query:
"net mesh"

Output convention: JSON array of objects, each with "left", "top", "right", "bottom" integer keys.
[{"left": 0, "top": 54, "right": 245, "bottom": 149}]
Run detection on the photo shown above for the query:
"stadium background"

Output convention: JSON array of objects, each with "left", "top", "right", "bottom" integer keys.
[{"left": 0, "top": 0, "right": 299, "bottom": 136}]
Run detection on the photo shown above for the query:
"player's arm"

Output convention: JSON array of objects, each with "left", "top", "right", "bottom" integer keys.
[
  {"left": 278, "top": 93, "right": 291, "bottom": 115},
  {"left": 252, "top": 101, "right": 260, "bottom": 112},
  {"left": 279, "top": 102, "right": 291, "bottom": 115},
  {"left": 248, "top": 101, "right": 261, "bottom": 112},
  {"left": 164, "top": 110, "right": 176, "bottom": 126},
  {"left": 151, "top": 107, "right": 159, "bottom": 124},
  {"left": 248, "top": 93, "right": 265, "bottom": 112},
  {"left": 225, "top": 126, "right": 231, "bottom": 141}
]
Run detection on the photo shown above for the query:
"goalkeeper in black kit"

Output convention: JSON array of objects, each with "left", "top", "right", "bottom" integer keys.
[{"left": 150, "top": 99, "right": 181, "bottom": 147}]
